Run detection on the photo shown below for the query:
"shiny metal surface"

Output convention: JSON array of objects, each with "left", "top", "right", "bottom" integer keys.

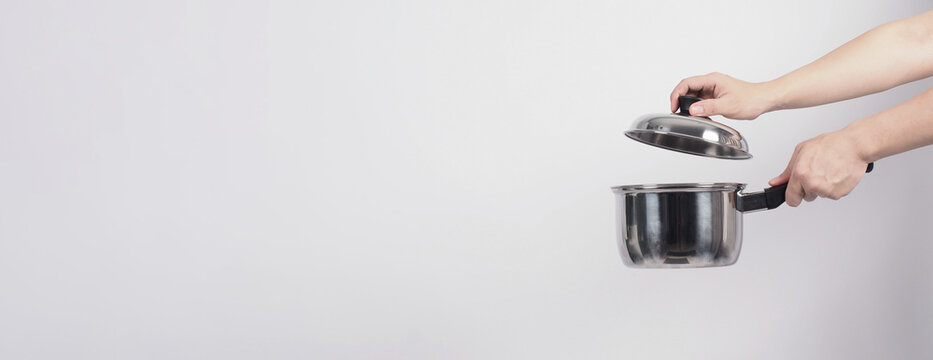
[
  {"left": 612, "top": 183, "right": 745, "bottom": 268},
  {"left": 625, "top": 113, "right": 751, "bottom": 159}
]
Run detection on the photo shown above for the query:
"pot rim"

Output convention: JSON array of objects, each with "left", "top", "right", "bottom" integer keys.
[{"left": 611, "top": 182, "right": 745, "bottom": 193}]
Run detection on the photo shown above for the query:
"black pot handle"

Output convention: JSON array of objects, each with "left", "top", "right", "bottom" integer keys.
[{"left": 736, "top": 162, "right": 874, "bottom": 212}]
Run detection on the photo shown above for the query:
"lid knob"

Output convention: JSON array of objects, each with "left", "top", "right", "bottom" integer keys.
[{"left": 677, "top": 96, "right": 703, "bottom": 116}]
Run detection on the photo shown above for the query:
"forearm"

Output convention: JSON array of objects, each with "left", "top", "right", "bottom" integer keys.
[
  {"left": 843, "top": 86, "right": 933, "bottom": 162},
  {"left": 764, "top": 10, "right": 933, "bottom": 111}
]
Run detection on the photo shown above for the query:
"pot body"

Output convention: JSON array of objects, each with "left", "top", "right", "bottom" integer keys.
[{"left": 612, "top": 183, "right": 744, "bottom": 268}]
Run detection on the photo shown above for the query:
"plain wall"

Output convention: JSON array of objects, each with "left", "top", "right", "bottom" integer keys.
[{"left": 1, "top": 1, "right": 932, "bottom": 359}]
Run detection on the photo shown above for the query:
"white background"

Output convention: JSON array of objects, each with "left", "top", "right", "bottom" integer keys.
[{"left": 2, "top": 1, "right": 932, "bottom": 359}]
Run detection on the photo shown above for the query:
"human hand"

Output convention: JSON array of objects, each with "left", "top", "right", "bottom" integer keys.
[
  {"left": 669, "top": 72, "right": 777, "bottom": 120},
  {"left": 767, "top": 129, "right": 871, "bottom": 207}
]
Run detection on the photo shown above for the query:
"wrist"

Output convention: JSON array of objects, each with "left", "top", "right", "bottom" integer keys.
[
  {"left": 758, "top": 78, "right": 790, "bottom": 113},
  {"left": 840, "top": 119, "right": 883, "bottom": 162}
]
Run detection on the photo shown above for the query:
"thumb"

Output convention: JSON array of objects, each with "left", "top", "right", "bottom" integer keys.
[
  {"left": 769, "top": 166, "right": 791, "bottom": 186},
  {"left": 689, "top": 99, "right": 720, "bottom": 117},
  {"left": 771, "top": 144, "right": 803, "bottom": 186}
]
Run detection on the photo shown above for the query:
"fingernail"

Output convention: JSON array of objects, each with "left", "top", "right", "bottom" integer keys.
[{"left": 691, "top": 105, "right": 704, "bottom": 115}]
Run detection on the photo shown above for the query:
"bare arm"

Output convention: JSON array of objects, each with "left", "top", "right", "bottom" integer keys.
[
  {"left": 768, "top": 86, "right": 933, "bottom": 206},
  {"left": 846, "top": 86, "right": 933, "bottom": 162},
  {"left": 670, "top": 9, "right": 933, "bottom": 118},
  {"left": 770, "top": 10, "right": 933, "bottom": 111},
  {"left": 669, "top": 10, "right": 933, "bottom": 207}
]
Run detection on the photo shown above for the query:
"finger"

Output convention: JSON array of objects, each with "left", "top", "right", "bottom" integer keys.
[
  {"left": 670, "top": 80, "right": 690, "bottom": 112},
  {"left": 769, "top": 169, "right": 790, "bottom": 187},
  {"left": 670, "top": 75, "right": 719, "bottom": 111},
  {"left": 670, "top": 82, "right": 683, "bottom": 112},
  {"left": 769, "top": 147, "right": 801, "bottom": 186},
  {"left": 803, "top": 191, "right": 818, "bottom": 202},
  {"left": 785, "top": 175, "right": 805, "bottom": 207},
  {"left": 689, "top": 99, "right": 720, "bottom": 117}
]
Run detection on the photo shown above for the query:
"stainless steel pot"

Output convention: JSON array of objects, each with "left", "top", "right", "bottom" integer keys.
[
  {"left": 611, "top": 182, "right": 787, "bottom": 268},
  {"left": 615, "top": 96, "right": 874, "bottom": 268},
  {"left": 612, "top": 164, "right": 872, "bottom": 268}
]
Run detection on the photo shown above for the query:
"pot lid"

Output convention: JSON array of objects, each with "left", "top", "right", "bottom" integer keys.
[{"left": 625, "top": 96, "right": 751, "bottom": 159}]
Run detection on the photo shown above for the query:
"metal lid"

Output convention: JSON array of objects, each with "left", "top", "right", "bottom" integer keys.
[{"left": 625, "top": 96, "right": 751, "bottom": 159}]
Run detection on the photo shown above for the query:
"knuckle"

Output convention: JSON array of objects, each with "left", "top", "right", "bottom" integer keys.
[
  {"left": 798, "top": 177, "right": 812, "bottom": 188},
  {"left": 803, "top": 182, "right": 821, "bottom": 195},
  {"left": 817, "top": 186, "right": 832, "bottom": 197},
  {"left": 794, "top": 166, "right": 809, "bottom": 178},
  {"left": 805, "top": 181, "right": 826, "bottom": 192},
  {"left": 829, "top": 190, "right": 848, "bottom": 200}
]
